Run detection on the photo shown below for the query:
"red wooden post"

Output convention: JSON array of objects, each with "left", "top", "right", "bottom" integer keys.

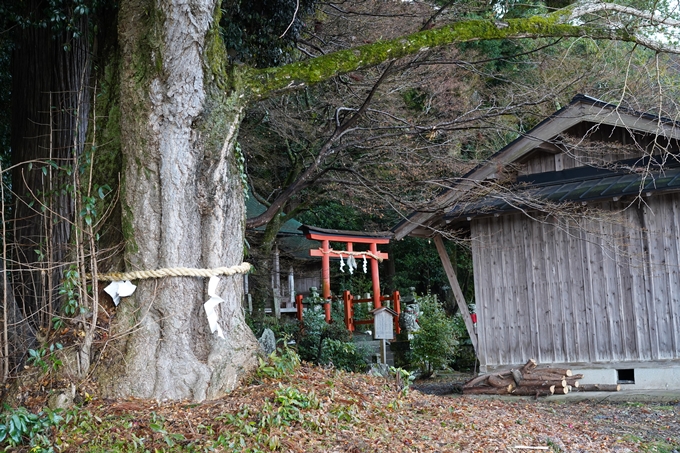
[
  {"left": 321, "top": 239, "right": 331, "bottom": 323},
  {"left": 393, "top": 290, "right": 401, "bottom": 334},
  {"left": 343, "top": 290, "right": 354, "bottom": 332},
  {"left": 369, "top": 242, "right": 381, "bottom": 309},
  {"left": 296, "top": 294, "right": 304, "bottom": 322}
]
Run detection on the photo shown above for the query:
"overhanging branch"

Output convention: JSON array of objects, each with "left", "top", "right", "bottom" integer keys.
[{"left": 240, "top": 3, "right": 675, "bottom": 100}]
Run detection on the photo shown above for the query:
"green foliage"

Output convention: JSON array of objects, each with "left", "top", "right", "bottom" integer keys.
[
  {"left": 257, "top": 345, "right": 301, "bottom": 379},
  {"left": 299, "top": 305, "right": 341, "bottom": 356},
  {"left": 263, "top": 385, "right": 320, "bottom": 426},
  {"left": 149, "top": 412, "right": 186, "bottom": 447},
  {"left": 297, "top": 200, "right": 380, "bottom": 231},
  {"left": 59, "top": 265, "right": 82, "bottom": 317},
  {"left": 297, "top": 303, "right": 369, "bottom": 372},
  {"left": 410, "top": 294, "right": 459, "bottom": 377},
  {"left": 390, "top": 366, "right": 416, "bottom": 394},
  {"left": 27, "top": 343, "right": 63, "bottom": 373},
  {"left": 0, "top": 406, "right": 63, "bottom": 451},
  {"left": 247, "top": 314, "right": 299, "bottom": 341},
  {"left": 392, "top": 237, "right": 474, "bottom": 304},
  {"left": 319, "top": 339, "right": 368, "bottom": 372},
  {"left": 402, "top": 88, "right": 429, "bottom": 112},
  {"left": 220, "top": 0, "right": 318, "bottom": 67}
]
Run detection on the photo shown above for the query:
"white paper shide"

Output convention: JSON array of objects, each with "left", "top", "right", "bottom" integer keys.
[
  {"left": 103, "top": 280, "right": 137, "bottom": 306},
  {"left": 203, "top": 276, "right": 225, "bottom": 339}
]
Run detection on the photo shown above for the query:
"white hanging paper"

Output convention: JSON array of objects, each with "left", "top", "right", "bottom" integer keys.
[
  {"left": 347, "top": 255, "right": 357, "bottom": 275},
  {"left": 339, "top": 254, "right": 345, "bottom": 273},
  {"left": 203, "top": 276, "right": 225, "bottom": 339},
  {"left": 103, "top": 280, "right": 137, "bottom": 306},
  {"left": 362, "top": 255, "right": 367, "bottom": 273}
]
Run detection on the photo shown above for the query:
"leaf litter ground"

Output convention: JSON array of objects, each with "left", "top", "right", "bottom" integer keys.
[{"left": 18, "top": 365, "right": 680, "bottom": 452}]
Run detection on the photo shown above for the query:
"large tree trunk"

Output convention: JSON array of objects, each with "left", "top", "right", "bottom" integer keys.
[{"left": 95, "top": 0, "right": 258, "bottom": 401}]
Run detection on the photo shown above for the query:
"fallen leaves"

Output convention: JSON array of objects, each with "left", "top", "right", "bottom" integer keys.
[{"left": 13, "top": 364, "right": 680, "bottom": 452}]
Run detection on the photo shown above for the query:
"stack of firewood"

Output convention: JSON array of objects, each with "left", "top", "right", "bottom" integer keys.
[{"left": 462, "top": 359, "right": 619, "bottom": 397}]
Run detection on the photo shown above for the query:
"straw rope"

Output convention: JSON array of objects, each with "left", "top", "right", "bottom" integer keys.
[
  {"left": 318, "top": 248, "right": 384, "bottom": 262},
  {"left": 94, "top": 262, "right": 252, "bottom": 282}
]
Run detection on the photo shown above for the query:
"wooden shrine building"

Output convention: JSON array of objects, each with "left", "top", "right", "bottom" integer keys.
[{"left": 393, "top": 95, "right": 680, "bottom": 389}]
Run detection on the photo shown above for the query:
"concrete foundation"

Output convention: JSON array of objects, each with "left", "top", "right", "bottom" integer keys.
[{"left": 570, "top": 366, "right": 680, "bottom": 390}]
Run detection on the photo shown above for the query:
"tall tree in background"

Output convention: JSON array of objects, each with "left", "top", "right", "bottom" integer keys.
[{"left": 4, "top": 0, "right": 680, "bottom": 400}]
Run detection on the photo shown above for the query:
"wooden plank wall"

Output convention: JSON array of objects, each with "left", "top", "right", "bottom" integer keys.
[{"left": 471, "top": 193, "right": 680, "bottom": 368}]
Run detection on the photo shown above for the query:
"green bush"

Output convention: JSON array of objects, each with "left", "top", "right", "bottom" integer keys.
[
  {"left": 246, "top": 314, "right": 300, "bottom": 343},
  {"left": 297, "top": 300, "right": 369, "bottom": 372},
  {"left": 410, "top": 294, "right": 459, "bottom": 377},
  {"left": 0, "top": 405, "right": 63, "bottom": 451},
  {"left": 319, "top": 339, "right": 368, "bottom": 372},
  {"left": 297, "top": 302, "right": 348, "bottom": 362},
  {"left": 257, "top": 345, "right": 301, "bottom": 379}
]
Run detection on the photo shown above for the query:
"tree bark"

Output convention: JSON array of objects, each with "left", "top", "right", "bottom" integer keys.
[
  {"left": 512, "top": 386, "right": 555, "bottom": 397},
  {"left": 95, "top": 0, "right": 258, "bottom": 401}
]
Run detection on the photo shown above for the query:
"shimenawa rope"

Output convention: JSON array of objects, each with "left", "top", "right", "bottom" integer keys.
[
  {"left": 317, "top": 248, "right": 383, "bottom": 262},
  {"left": 93, "top": 262, "right": 252, "bottom": 282}
]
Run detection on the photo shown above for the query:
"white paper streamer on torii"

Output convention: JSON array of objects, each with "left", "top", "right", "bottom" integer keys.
[
  {"left": 203, "top": 276, "right": 225, "bottom": 339},
  {"left": 103, "top": 280, "right": 137, "bottom": 306}
]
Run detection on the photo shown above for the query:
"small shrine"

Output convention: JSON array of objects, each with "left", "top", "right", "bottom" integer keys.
[{"left": 295, "top": 225, "right": 400, "bottom": 336}]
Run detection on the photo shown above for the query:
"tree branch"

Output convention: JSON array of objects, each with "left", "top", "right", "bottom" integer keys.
[{"left": 242, "top": 3, "right": 676, "bottom": 100}]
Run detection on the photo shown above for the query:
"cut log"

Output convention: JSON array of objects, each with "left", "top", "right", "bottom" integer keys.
[
  {"left": 511, "top": 369, "right": 523, "bottom": 385},
  {"left": 520, "top": 359, "right": 538, "bottom": 374},
  {"left": 565, "top": 377, "right": 581, "bottom": 388},
  {"left": 520, "top": 371, "right": 566, "bottom": 381},
  {"left": 518, "top": 379, "right": 566, "bottom": 389},
  {"left": 463, "top": 374, "right": 490, "bottom": 388},
  {"left": 532, "top": 367, "right": 572, "bottom": 377},
  {"left": 488, "top": 374, "right": 515, "bottom": 388},
  {"left": 463, "top": 386, "right": 512, "bottom": 395},
  {"left": 512, "top": 385, "right": 555, "bottom": 397},
  {"left": 553, "top": 385, "right": 569, "bottom": 394},
  {"left": 577, "top": 384, "right": 621, "bottom": 392}
]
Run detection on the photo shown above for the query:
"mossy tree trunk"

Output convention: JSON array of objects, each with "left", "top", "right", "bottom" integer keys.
[{"left": 95, "top": 0, "right": 259, "bottom": 401}]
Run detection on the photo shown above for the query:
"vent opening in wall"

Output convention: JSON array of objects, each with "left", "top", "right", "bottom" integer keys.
[{"left": 617, "top": 369, "right": 635, "bottom": 384}]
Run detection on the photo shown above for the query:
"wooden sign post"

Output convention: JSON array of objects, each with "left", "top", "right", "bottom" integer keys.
[{"left": 372, "top": 307, "right": 397, "bottom": 364}]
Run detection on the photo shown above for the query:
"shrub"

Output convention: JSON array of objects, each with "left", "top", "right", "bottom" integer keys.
[
  {"left": 246, "top": 314, "right": 300, "bottom": 344},
  {"left": 0, "top": 406, "right": 63, "bottom": 451},
  {"left": 297, "top": 299, "right": 369, "bottom": 372},
  {"left": 410, "top": 293, "right": 459, "bottom": 377},
  {"left": 319, "top": 339, "right": 368, "bottom": 372},
  {"left": 257, "top": 345, "right": 301, "bottom": 379}
]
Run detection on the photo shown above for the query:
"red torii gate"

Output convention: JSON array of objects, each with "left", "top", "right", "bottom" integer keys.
[{"left": 297, "top": 225, "right": 395, "bottom": 325}]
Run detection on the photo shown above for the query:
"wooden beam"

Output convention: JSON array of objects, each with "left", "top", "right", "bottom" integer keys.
[
  {"left": 433, "top": 234, "right": 478, "bottom": 354},
  {"left": 309, "top": 249, "right": 389, "bottom": 260},
  {"left": 304, "top": 232, "right": 390, "bottom": 244}
]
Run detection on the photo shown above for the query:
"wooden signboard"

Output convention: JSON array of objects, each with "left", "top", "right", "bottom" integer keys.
[{"left": 371, "top": 307, "right": 397, "bottom": 340}]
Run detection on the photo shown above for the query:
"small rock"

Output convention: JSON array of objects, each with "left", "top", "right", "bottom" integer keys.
[
  {"left": 258, "top": 328, "right": 276, "bottom": 356},
  {"left": 48, "top": 385, "right": 75, "bottom": 411},
  {"left": 368, "top": 363, "right": 390, "bottom": 377}
]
